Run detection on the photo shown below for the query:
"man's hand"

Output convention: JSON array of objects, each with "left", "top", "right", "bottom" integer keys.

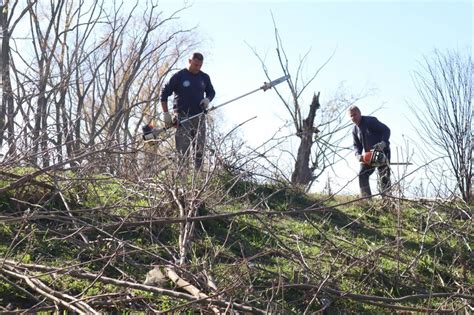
[
  {"left": 200, "top": 97, "right": 210, "bottom": 110},
  {"left": 162, "top": 112, "right": 173, "bottom": 128},
  {"left": 373, "top": 141, "right": 387, "bottom": 151},
  {"left": 356, "top": 154, "right": 364, "bottom": 162}
]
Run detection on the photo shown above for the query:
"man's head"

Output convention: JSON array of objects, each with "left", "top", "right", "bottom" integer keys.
[
  {"left": 188, "top": 52, "right": 204, "bottom": 74},
  {"left": 348, "top": 105, "right": 362, "bottom": 126}
]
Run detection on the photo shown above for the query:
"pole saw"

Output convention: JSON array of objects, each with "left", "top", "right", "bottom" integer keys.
[{"left": 142, "top": 75, "right": 290, "bottom": 141}]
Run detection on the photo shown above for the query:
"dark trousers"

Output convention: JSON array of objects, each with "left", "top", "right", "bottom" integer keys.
[
  {"left": 175, "top": 115, "right": 206, "bottom": 169},
  {"left": 359, "top": 163, "right": 391, "bottom": 198}
]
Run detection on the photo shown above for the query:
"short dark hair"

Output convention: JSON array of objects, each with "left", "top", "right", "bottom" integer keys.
[
  {"left": 191, "top": 52, "right": 204, "bottom": 61},
  {"left": 348, "top": 105, "right": 361, "bottom": 114}
]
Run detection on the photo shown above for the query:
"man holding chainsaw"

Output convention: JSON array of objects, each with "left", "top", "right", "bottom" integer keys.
[
  {"left": 349, "top": 106, "right": 391, "bottom": 198},
  {"left": 160, "top": 52, "right": 216, "bottom": 169}
]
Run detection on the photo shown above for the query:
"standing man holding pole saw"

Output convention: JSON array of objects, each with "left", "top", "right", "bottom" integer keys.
[
  {"left": 143, "top": 52, "right": 290, "bottom": 169},
  {"left": 158, "top": 52, "right": 215, "bottom": 169}
]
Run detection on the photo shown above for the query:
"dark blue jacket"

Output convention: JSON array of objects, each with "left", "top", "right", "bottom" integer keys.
[
  {"left": 160, "top": 68, "right": 215, "bottom": 116},
  {"left": 352, "top": 115, "right": 390, "bottom": 157}
]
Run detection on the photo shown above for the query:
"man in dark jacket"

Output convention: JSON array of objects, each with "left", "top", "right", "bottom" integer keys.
[
  {"left": 160, "top": 52, "right": 216, "bottom": 169},
  {"left": 348, "top": 106, "right": 391, "bottom": 198}
]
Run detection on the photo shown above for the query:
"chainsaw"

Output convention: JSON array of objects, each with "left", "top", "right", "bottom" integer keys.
[{"left": 361, "top": 149, "right": 388, "bottom": 167}]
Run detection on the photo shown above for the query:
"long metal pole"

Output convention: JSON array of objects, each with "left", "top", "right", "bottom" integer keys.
[{"left": 143, "top": 75, "right": 290, "bottom": 140}]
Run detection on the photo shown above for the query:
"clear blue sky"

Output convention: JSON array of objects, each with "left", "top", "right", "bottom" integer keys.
[{"left": 159, "top": 0, "right": 472, "bottom": 195}]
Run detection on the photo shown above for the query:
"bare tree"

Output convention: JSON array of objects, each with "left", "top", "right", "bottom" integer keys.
[
  {"left": 251, "top": 18, "right": 354, "bottom": 191},
  {"left": 2, "top": 0, "right": 197, "bottom": 171},
  {"left": 411, "top": 49, "right": 472, "bottom": 203},
  {"left": 0, "top": 0, "right": 36, "bottom": 156}
]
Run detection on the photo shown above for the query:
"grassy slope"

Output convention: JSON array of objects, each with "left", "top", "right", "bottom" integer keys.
[{"left": 0, "top": 172, "right": 472, "bottom": 313}]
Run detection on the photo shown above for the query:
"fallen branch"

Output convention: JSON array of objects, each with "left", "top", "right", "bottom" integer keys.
[
  {"left": 164, "top": 266, "right": 221, "bottom": 314},
  {"left": 1, "top": 264, "right": 99, "bottom": 314},
  {"left": 2, "top": 260, "right": 265, "bottom": 314},
  {"left": 282, "top": 283, "right": 473, "bottom": 313}
]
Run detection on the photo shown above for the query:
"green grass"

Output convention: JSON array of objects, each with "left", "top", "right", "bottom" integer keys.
[{"left": 0, "top": 168, "right": 471, "bottom": 313}]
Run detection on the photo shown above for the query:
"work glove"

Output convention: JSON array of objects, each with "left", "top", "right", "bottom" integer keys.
[
  {"left": 199, "top": 97, "right": 210, "bottom": 110},
  {"left": 162, "top": 112, "right": 173, "bottom": 128},
  {"left": 373, "top": 141, "right": 387, "bottom": 151}
]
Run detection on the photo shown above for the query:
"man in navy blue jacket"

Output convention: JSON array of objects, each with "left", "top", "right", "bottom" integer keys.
[
  {"left": 160, "top": 52, "right": 216, "bottom": 169},
  {"left": 349, "top": 106, "right": 391, "bottom": 198}
]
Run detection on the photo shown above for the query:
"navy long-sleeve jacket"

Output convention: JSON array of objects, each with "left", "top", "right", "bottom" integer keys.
[
  {"left": 352, "top": 116, "right": 391, "bottom": 156},
  {"left": 160, "top": 68, "right": 215, "bottom": 116}
]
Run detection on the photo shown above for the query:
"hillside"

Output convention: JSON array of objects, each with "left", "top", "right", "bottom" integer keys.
[{"left": 0, "top": 166, "right": 472, "bottom": 313}]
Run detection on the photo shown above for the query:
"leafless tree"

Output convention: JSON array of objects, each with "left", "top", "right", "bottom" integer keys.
[
  {"left": 0, "top": 0, "right": 36, "bottom": 156},
  {"left": 1, "top": 0, "right": 197, "bottom": 171},
  {"left": 250, "top": 18, "right": 356, "bottom": 191},
  {"left": 411, "top": 48, "right": 472, "bottom": 203}
]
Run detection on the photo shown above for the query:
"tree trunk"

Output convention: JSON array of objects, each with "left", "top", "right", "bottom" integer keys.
[
  {"left": 0, "top": 3, "right": 15, "bottom": 155},
  {"left": 291, "top": 92, "right": 320, "bottom": 186}
]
